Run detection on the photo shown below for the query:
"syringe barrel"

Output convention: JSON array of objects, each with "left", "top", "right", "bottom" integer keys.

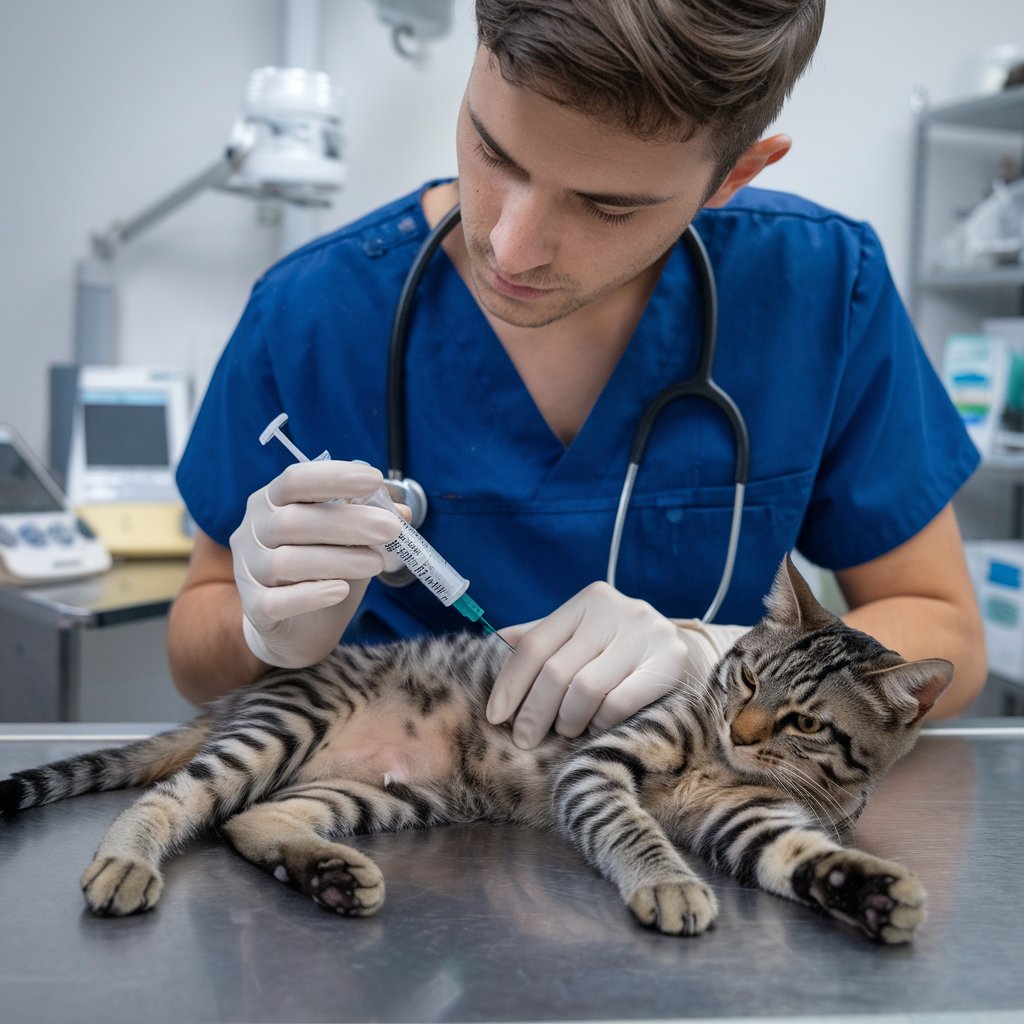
[{"left": 356, "top": 487, "right": 470, "bottom": 607}]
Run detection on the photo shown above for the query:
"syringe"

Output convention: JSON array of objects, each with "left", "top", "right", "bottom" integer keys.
[{"left": 260, "top": 414, "right": 513, "bottom": 652}]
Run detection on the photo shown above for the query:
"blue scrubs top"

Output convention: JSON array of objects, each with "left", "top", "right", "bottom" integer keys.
[{"left": 177, "top": 183, "right": 979, "bottom": 645}]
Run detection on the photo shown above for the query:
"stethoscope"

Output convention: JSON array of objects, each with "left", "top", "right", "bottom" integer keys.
[{"left": 384, "top": 203, "right": 749, "bottom": 623}]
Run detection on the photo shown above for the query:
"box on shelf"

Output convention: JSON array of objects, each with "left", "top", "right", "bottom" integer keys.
[
  {"left": 942, "top": 333, "right": 1009, "bottom": 456},
  {"left": 965, "top": 540, "right": 1024, "bottom": 684},
  {"left": 984, "top": 318, "right": 1024, "bottom": 449}
]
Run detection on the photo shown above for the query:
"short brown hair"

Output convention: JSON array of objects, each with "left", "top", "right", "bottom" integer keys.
[{"left": 475, "top": 0, "right": 825, "bottom": 178}]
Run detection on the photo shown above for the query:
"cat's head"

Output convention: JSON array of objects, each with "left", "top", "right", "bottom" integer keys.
[{"left": 712, "top": 556, "right": 953, "bottom": 824}]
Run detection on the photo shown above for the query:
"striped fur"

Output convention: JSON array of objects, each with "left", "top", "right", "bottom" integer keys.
[{"left": 0, "top": 558, "right": 952, "bottom": 942}]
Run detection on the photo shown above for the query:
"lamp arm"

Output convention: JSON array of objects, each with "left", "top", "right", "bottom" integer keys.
[{"left": 91, "top": 144, "right": 251, "bottom": 261}]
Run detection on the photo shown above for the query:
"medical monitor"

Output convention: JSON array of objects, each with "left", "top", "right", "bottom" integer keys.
[
  {"left": 65, "top": 366, "right": 191, "bottom": 506},
  {"left": 62, "top": 365, "right": 195, "bottom": 557}
]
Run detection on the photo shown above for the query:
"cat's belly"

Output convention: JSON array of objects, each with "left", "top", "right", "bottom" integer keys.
[{"left": 296, "top": 701, "right": 459, "bottom": 787}]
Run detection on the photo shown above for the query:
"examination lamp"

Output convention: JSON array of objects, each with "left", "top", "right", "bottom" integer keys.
[{"left": 74, "top": 66, "right": 344, "bottom": 365}]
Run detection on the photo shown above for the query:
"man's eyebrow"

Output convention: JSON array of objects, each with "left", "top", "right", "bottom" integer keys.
[
  {"left": 468, "top": 105, "right": 671, "bottom": 209},
  {"left": 469, "top": 107, "right": 523, "bottom": 170}
]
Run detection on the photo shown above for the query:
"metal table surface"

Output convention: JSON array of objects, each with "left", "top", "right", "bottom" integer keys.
[{"left": 1, "top": 722, "right": 1022, "bottom": 1024}]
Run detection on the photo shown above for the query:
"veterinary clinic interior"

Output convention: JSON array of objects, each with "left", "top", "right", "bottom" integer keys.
[{"left": 2, "top": 2, "right": 1024, "bottom": 1022}]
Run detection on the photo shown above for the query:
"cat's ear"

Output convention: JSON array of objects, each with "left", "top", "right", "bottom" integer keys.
[
  {"left": 866, "top": 658, "right": 955, "bottom": 726},
  {"left": 764, "top": 555, "right": 833, "bottom": 631}
]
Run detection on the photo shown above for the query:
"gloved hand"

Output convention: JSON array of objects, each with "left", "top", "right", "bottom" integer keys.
[
  {"left": 486, "top": 581, "right": 749, "bottom": 748},
  {"left": 230, "top": 460, "right": 405, "bottom": 669}
]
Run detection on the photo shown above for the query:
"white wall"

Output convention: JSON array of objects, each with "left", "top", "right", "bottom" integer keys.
[{"left": 1, "top": 0, "right": 1023, "bottom": 461}]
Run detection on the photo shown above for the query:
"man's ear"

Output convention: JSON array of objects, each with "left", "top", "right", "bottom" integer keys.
[{"left": 704, "top": 134, "right": 792, "bottom": 209}]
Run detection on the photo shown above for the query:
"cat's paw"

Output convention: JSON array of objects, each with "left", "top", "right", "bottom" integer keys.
[
  {"left": 801, "top": 851, "right": 926, "bottom": 943},
  {"left": 308, "top": 855, "right": 385, "bottom": 916},
  {"left": 277, "top": 842, "right": 385, "bottom": 917},
  {"left": 80, "top": 856, "right": 163, "bottom": 916},
  {"left": 628, "top": 878, "right": 718, "bottom": 936}
]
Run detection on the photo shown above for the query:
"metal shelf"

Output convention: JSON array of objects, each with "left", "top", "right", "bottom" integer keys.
[
  {"left": 922, "top": 86, "right": 1024, "bottom": 132},
  {"left": 980, "top": 452, "right": 1024, "bottom": 477},
  {"left": 918, "top": 266, "right": 1024, "bottom": 290}
]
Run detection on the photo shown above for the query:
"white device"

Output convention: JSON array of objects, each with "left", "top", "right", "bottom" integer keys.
[
  {"left": 0, "top": 423, "right": 112, "bottom": 585},
  {"left": 64, "top": 365, "right": 194, "bottom": 557}
]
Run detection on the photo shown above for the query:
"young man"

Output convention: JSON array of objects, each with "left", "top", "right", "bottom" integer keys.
[{"left": 169, "top": 1, "right": 985, "bottom": 745}]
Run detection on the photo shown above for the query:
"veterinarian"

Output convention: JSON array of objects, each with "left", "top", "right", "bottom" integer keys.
[{"left": 168, "top": 0, "right": 986, "bottom": 744}]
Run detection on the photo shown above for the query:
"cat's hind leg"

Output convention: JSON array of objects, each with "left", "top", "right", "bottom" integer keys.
[
  {"left": 221, "top": 778, "right": 445, "bottom": 916},
  {"left": 80, "top": 771, "right": 220, "bottom": 916}
]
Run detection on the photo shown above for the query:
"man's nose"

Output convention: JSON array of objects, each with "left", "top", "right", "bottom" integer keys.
[{"left": 489, "top": 187, "right": 559, "bottom": 277}]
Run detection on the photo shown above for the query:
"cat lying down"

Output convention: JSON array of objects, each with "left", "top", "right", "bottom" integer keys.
[{"left": 0, "top": 557, "right": 950, "bottom": 943}]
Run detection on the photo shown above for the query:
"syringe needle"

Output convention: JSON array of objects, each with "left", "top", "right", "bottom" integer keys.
[{"left": 481, "top": 619, "right": 515, "bottom": 653}]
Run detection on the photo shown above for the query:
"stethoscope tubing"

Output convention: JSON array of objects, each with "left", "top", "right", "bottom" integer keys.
[{"left": 387, "top": 202, "right": 749, "bottom": 621}]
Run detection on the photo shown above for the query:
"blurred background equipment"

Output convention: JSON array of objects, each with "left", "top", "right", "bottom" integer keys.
[
  {"left": 0, "top": 423, "right": 111, "bottom": 585},
  {"left": 73, "top": 64, "right": 345, "bottom": 367}
]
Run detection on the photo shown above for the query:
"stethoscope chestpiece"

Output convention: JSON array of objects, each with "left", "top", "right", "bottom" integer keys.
[{"left": 383, "top": 475, "right": 429, "bottom": 530}]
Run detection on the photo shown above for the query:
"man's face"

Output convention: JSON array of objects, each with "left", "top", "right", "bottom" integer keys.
[{"left": 454, "top": 48, "right": 720, "bottom": 329}]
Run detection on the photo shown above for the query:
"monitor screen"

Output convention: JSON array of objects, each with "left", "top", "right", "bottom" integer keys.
[
  {"left": 0, "top": 441, "right": 63, "bottom": 514},
  {"left": 82, "top": 391, "right": 170, "bottom": 468}
]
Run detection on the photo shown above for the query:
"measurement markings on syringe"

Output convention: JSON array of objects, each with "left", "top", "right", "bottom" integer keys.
[{"left": 385, "top": 532, "right": 457, "bottom": 602}]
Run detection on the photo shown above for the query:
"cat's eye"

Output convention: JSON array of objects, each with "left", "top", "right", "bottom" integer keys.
[
  {"left": 795, "top": 714, "right": 822, "bottom": 734},
  {"left": 741, "top": 665, "right": 758, "bottom": 690}
]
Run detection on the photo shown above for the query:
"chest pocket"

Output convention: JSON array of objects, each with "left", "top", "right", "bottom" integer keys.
[{"left": 618, "top": 467, "right": 817, "bottom": 624}]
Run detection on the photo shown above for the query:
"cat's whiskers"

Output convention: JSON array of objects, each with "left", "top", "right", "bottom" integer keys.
[
  {"left": 771, "top": 753, "right": 858, "bottom": 807},
  {"left": 758, "top": 761, "right": 840, "bottom": 837},
  {"left": 764, "top": 760, "right": 852, "bottom": 839}
]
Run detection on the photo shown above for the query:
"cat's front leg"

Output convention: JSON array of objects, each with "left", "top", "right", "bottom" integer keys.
[
  {"left": 702, "top": 804, "right": 926, "bottom": 943},
  {"left": 788, "top": 842, "right": 926, "bottom": 944},
  {"left": 554, "top": 737, "right": 717, "bottom": 936}
]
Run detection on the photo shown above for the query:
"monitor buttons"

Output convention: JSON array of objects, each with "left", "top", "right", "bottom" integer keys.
[{"left": 18, "top": 523, "right": 47, "bottom": 547}]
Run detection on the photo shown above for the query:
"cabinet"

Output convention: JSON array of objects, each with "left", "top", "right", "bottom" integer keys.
[{"left": 910, "top": 85, "right": 1024, "bottom": 539}]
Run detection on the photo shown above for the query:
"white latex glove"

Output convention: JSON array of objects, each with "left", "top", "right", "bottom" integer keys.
[
  {"left": 230, "top": 460, "right": 405, "bottom": 669},
  {"left": 486, "top": 581, "right": 750, "bottom": 748}
]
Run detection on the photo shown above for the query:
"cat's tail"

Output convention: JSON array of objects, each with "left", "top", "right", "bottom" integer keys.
[{"left": 0, "top": 717, "right": 215, "bottom": 815}]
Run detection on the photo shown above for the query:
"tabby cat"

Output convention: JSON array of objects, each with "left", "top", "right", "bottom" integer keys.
[{"left": 0, "top": 557, "right": 951, "bottom": 943}]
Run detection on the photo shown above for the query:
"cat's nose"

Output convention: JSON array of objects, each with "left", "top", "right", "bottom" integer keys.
[{"left": 730, "top": 707, "right": 772, "bottom": 746}]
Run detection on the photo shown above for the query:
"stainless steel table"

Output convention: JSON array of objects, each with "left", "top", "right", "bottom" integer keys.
[
  {"left": 1, "top": 722, "right": 1022, "bottom": 1024},
  {"left": 0, "top": 560, "right": 188, "bottom": 719}
]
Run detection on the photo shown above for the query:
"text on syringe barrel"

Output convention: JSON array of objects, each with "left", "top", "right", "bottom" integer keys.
[{"left": 383, "top": 520, "right": 469, "bottom": 606}]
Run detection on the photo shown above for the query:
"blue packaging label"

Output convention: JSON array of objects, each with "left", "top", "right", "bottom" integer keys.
[{"left": 988, "top": 560, "right": 1022, "bottom": 590}]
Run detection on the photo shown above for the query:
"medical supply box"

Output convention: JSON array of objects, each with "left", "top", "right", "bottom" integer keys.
[{"left": 966, "top": 540, "right": 1024, "bottom": 684}]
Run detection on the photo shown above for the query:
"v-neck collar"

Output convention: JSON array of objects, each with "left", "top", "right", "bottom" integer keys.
[{"left": 409, "top": 202, "right": 700, "bottom": 500}]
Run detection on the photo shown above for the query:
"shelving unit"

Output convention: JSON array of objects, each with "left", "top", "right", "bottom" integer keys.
[{"left": 909, "top": 86, "right": 1024, "bottom": 537}]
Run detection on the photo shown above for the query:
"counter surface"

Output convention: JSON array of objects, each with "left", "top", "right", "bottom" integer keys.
[{"left": 1, "top": 723, "right": 1022, "bottom": 1024}]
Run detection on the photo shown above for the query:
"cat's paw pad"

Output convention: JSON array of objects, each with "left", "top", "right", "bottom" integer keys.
[
  {"left": 80, "top": 856, "right": 163, "bottom": 916},
  {"left": 274, "top": 841, "right": 384, "bottom": 916},
  {"left": 628, "top": 878, "right": 718, "bottom": 936},
  {"left": 308, "top": 856, "right": 385, "bottom": 916},
  {"left": 810, "top": 852, "right": 926, "bottom": 943}
]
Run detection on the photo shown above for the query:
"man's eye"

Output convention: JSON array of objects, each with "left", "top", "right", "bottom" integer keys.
[
  {"left": 586, "top": 203, "right": 638, "bottom": 226},
  {"left": 474, "top": 142, "right": 509, "bottom": 169}
]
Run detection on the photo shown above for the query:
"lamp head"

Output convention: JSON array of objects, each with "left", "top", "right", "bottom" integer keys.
[{"left": 224, "top": 67, "right": 344, "bottom": 206}]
